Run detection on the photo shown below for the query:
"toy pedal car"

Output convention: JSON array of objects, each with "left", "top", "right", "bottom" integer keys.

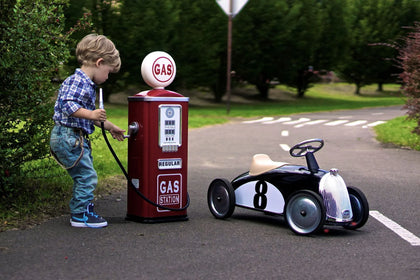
[{"left": 207, "top": 139, "right": 369, "bottom": 235}]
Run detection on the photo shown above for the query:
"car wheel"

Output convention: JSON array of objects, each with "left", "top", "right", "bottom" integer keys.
[
  {"left": 343, "top": 186, "right": 369, "bottom": 230},
  {"left": 207, "top": 178, "right": 235, "bottom": 219},
  {"left": 285, "top": 190, "right": 325, "bottom": 235}
]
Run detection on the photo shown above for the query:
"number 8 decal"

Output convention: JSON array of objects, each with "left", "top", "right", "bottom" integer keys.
[{"left": 253, "top": 180, "right": 268, "bottom": 209}]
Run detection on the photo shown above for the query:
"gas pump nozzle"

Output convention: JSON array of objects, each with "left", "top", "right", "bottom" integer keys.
[
  {"left": 99, "top": 88, "right": 104, "bottom": 109},
  {"left": 124, "top": 122, "right": 139, "bottom": 139}
]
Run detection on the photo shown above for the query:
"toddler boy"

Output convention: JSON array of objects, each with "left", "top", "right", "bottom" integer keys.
[{"left": 50, "top": 34, "right": 125, "bottom": 228}]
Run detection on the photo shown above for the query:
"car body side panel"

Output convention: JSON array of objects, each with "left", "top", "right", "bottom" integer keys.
[
  {"left": 231, "top": 165, "right": 327, "bottom": 212},
  {"left": 235, "top": 180, "right": 285, "bottom": 214}
]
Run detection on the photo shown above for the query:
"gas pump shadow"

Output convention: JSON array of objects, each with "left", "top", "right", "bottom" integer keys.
[{"left": 104, "top": 216, "right": 131, "bottom": 225}]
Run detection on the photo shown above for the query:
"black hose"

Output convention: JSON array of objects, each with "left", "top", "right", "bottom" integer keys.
[{"left": 100, "top": 122, "right": 189, "bottom": 211}]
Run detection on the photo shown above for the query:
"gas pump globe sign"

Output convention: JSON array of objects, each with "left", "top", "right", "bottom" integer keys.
[{"left": 141, "top": 51, "right": 176, "bottom": 88}]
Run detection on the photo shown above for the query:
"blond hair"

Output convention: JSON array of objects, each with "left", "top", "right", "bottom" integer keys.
[{"left": 76, "top": 34, "right": 121, "bottom": 73}]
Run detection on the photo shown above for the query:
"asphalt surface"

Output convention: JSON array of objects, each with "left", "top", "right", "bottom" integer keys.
[{"left": 1, "top": 106, "right": 419, "bottom": 280}]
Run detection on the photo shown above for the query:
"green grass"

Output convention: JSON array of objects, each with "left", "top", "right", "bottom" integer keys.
[
  {"left": 188, "top": 83, "right": 405, "bottom": 127},
  {"left": 375, "top": 116, "right": 420, "bottom": 150},
  {"left": 1, "top": 83, "right": 418, "bottom": 231}
]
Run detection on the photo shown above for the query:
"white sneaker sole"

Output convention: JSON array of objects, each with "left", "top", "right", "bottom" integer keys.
[{"left": 70, "top": 219, "right": 108, "bottom": 228}]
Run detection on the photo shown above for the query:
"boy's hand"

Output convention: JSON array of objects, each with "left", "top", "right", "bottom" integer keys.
[
  {"left": 109, "top": 125, "right": 125, "bottom": 141},
  {"left": 92, "top": 109, "right": 107, "bottom": 122}
]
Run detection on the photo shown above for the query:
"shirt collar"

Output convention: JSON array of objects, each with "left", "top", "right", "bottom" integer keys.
[{"left": 75, "top": 68, "right": 96, "bottom": 88}]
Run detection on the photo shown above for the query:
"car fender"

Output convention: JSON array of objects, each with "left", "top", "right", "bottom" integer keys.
[{"left": 319, "top": 170, "right": 353, "bottom": 222}]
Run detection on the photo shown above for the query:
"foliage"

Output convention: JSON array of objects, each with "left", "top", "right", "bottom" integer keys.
[
  {"left": 0, "top": 83, "right": 406, "bottom": 231},
  {"left": 170, "top": 1, "right": 226, "bottom": 101},
  {"left": 60, "top": 0, "right": 420, "bottom": 101},
  {"left": 336, "top": 0, "right": 418, "bottom": 94},
  {"left": 397, "top": 22, "right": 420, "bottom": 135},
  {"left": 0, "top": 0, "right": 92, "bottom": 200}
]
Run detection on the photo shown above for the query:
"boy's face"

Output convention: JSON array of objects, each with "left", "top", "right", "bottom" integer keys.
[{"left": 92, "top": 61, "right": 114, "bottom": 85}]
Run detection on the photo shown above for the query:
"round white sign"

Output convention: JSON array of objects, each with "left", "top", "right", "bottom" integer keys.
[{"left": 141, "top": 51, "right": 176, "bottom": 88}]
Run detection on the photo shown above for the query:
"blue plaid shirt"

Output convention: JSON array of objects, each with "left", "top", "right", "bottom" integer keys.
[{"left": 53, "top": 69, "right": 97, "bottom": 134}]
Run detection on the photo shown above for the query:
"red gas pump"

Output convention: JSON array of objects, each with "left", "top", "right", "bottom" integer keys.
[{"left": 126, "top": 52, "right": 189, "bottom": 222}]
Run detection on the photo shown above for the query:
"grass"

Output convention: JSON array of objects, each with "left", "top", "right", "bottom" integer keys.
[
  {"left": 375, "top": 116, "right": 420, "bottom": 150},
  {"left": 188, "top": 83, "right": 405, "bottom": 127},
  {"left": 1, "top": 82, "right": 417, "bottom": 231}
]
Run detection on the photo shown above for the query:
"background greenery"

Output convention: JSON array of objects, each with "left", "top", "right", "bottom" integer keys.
[
  {"left": 2, "top": 83, "right": 417, "bottom": 231},
  {"left": 1, "top": 0, "right": 420, "bottom": 231}
]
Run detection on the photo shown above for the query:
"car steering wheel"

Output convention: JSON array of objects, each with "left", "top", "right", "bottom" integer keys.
[{"left": 289, "top": 139, "right": 324, "bottom": 157}]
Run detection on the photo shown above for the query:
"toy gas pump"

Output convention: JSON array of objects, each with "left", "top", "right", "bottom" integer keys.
[{"left": 126, "top": 51, "right": 189, "bottom": 222}]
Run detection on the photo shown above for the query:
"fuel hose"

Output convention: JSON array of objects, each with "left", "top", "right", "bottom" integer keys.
[{"left": 100, "top": 121, "right": 189, "bottom": 211}]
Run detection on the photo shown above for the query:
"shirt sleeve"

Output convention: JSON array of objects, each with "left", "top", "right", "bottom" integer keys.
[{"left": 60, "top": 79, "right": 87, "bottom": 117}]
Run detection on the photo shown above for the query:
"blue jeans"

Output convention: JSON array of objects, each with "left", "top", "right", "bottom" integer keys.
[{"left": 50, "top": 125, "right": 97, "bottom": 214}]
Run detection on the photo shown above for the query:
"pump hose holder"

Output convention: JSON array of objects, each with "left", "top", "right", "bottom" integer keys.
[{"left": 100, "top": 122, "right": 190, "bottom": 211}]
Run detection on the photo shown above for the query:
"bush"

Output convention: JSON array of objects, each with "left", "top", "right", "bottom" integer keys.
[
  {"left": 398, "top": 22, "right": 420, "bottom": 135},
  {"left": 0, "top": 0, "right": 71, "bottom": 198}
]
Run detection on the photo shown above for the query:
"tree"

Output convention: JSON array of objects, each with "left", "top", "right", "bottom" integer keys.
[
  {"left": 337, "top": 0, "right": 416, "bottom": 94},
  {"left": 397, "top": 22, "right": 420, "bottom": 135},
  {"left": 170, "top": 0, "right": 226, "bottom": 101},
  {"left": 233, "top": 0, "right": 345, "bottom": 98},
  {"left": 233, "top": 0, "right": 288, "bottom": 99}
]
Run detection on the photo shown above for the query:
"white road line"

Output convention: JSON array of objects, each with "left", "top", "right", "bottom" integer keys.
[
  {"left": 345, "top": 120, "right": 368, "bottom": 126},
  {"left": 243, "top": 117, "right": 274, "bottom": 124},
  {"left": 369, "top": 210, "right": 420, "bottom": 246},
  {"left": 263, "top": 117, "right": 292, "bottom": 124},
  {"left": 363, "top": 121, "right": 386, "bottom": 128},
  {"left": 279, "top": 144, "right": 290, "bottom": 151},
  {"left": 284, "top": 117, "right": 311, "bottom": 125},
  {"left": 325, "top": 120, "right": 349, "bottom": 126},
  {"left": 295, "top": 119, "right": 328, "bottom": 128},
  {"left": 281, "top": 130, "right": 289, "bottom": 137}
]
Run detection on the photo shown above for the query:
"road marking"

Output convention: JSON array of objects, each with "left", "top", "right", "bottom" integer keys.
[
  {"left": 243, "top": 117, "right": 274, "bottom": 124},
  {"left": 345, "top": 120, "right": 368, "bottom": 126},
  {"left": 281, "top": 130, "right": 289, "bottom": 137},
  {"left": 363, "top": 121, "right": 385, "bottom": 128},
  {"left": 295, "top": 119, "right": 328, "bottom": 128},
  {"left": 369, "top": 210, "right": 420, "bottom": 246},
  {"left": 263, "top": 117, "right": 292, "bottom": 124},
  {"left": 279, "top": 144, "right": 290, "bottom": 151},
  {"left": 284, "top": 117, "right": 311, "bottom": 125},
  {"left": 243, "top": 118, "right": 387, "bottom": 128},
  {"left": 325, "top": 120, "right": 350, "bottom": 126}
]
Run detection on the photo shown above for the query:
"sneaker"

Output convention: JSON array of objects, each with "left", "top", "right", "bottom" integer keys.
[{"left": 70, "top": 203, "right": 108, "bottom": 228}]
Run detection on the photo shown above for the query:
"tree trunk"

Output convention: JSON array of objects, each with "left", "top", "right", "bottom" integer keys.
[
  {"left": 256, "top": 73, "right": 269, "bottom": 99},
  {"left": 355, "top": 83, "right": 361, "bottom": 95}
]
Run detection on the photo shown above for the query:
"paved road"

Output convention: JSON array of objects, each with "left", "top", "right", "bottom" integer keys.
[{"left": 1, "top": 106, "right": 419, "bottom": 279}]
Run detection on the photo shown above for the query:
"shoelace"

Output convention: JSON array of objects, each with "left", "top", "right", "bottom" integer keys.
[{"left": 83, "top": 203, "right": 102, "bottom": 228}]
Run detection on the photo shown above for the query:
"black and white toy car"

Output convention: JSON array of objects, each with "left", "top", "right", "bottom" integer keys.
[{"left": 207, "top": 139, "right": 369, "bottom": 235}]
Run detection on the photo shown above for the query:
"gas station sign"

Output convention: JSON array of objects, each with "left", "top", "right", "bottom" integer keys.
[{"left": 157, "top": 173, "right": 182, "bottom": 212}]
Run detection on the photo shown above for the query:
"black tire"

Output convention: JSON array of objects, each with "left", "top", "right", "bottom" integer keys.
[
  {"left": 207, "top": 178, "right": 236, "bottom": 219},
  {"left": 285, "top": 190, "right": 326, "bottom": 235},
  {"left": 343, "top": 186, "right": 369, "bottom": 230}
]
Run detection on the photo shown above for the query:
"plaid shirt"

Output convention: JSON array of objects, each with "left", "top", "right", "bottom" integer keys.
[{"left": 53, "top": 69, "right": 97, "bottom": 134}]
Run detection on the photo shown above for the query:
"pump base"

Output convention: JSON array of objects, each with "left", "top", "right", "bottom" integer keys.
[{"left": 126, "top": 214, "right": 188, "bottom": 223}]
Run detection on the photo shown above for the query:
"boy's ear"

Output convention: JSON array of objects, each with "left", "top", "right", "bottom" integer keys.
[{"left": 95, "top": 58, "right": 104, "bottom": 67}]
